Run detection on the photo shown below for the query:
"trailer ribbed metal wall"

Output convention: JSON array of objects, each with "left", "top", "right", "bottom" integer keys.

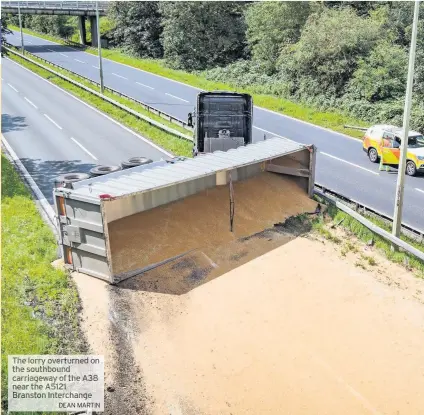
[{"left": 53, "top": 138, "right": 316, "bottom": 283}]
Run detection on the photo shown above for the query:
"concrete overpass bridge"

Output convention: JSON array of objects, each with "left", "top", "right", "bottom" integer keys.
[{"left": 1, "top": 1, "right": 109, "bottom": 46}]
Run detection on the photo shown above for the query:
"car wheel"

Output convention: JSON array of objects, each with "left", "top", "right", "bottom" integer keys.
[
  {"left": 368, "top": 148, "right": 379, "bottom": 163},
  {"left": 406, "top": 160, "right": 417, "bottom": 176},
  {"left": 90, "top": 165, "right": 121, "bottom": 176},
  {"left": 121, "top": 157, "right": 153, "bottom": 169}
]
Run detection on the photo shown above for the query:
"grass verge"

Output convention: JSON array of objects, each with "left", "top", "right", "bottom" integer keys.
[
  {"left": 312, "top": 199, "right": 424, "bottom": 278},
  {"left": 7, "top": 52, "right": 192, "bottom": 157},
  {"left": 1, "top": 153, "right": 86, "bottom": 414},
  {"left": 10, "top": 25, "right": 369, "bottom": 139}
]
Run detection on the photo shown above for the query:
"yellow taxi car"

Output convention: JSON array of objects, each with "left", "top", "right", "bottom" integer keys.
[{"left": 362, "top": 124, "right": 424, "bottom": 176}]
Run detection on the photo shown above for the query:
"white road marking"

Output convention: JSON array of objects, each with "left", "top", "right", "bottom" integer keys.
[
  {"left": 70, "top": 137, "right": 98, "bottom": 160},
  {"left": 253, "top": 126, "right": 298, "bottom": 143},
  {"left": 26, "top": 40, "right": 32, "bottom": 44},
  {"left": 24, "top": 97, "right": 38, "bottom": 109},
  {"left": 92, "top": 65, "right": 99, "bottom": 69},
  {"left": 320, "top": 152, "right": 379, "bottom": 175},
  {"left": 1, "top": 133, "right": 56, "bottom": 227},
  {"left": 165, "top": 93, "right": 189, "bottom": 103},
  {"left": 74, "top": 59, "right": 86, "bottom": 64},
  {"left": 136, "top": 82, "right": 154, "bottom": 90},
  {"left": 416, "top": 188, "right": 424, "bottom": 195},
  {"left": 47, "top": 48, "right": 55, "bottom": 52},
  {"left": 8, "top": 83, "right": 18, "bottom": 92},
  {"left": 112, "top": 73, "right": 127, "bottom": 79},
  {"left": 60, "top": 53, "right": 69, "bottom": 58},
  {"left": 7, "top": 57, "right": 173, "bottom": 157},
  {"left": 43, "top": 114, "right": 62, "bottom": 130}
]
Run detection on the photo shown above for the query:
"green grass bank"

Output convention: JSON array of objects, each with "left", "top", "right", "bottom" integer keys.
[{"left": 1, "top": 153, "right": 86, "bottom": 414}]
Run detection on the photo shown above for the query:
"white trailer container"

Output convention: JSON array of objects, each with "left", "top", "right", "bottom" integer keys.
[{"left": 53, "top": 138, "right": 316, "bottom": 284}]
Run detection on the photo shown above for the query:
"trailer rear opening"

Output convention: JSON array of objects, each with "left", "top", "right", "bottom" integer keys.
[
  {"left": 109, "top": 171, "right": 316, "bottom": 278},
  {"left": 54, "top": 138, "right": 316, "bottom": 283}
]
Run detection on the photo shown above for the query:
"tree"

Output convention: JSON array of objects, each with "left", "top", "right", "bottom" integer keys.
[
  {"left": 28, "top": 15, "right": 74, "bottom": 38},
  {"left": 160, "top": 2, "right": 248, "bottom": 71},
  {"left": 279, "top": 7, "right": 382, "bottom": 98},
  {"left": 1, "top": 16, "right": 12, "bottom": 56},
  {"left": 108, "top": 1, "right": 163, "bottom": 58},
  {"left": 323, "top": 1, "right": 390, "bottom": 17},
  {"left": 412, "top": 21, "right": 424, "bottom": 98},
  {"left": 245, "top": 1, "right": 311, "bottom": 74},
  {"left": 347, "top": 42, "right": 408, "bottom": 102}
]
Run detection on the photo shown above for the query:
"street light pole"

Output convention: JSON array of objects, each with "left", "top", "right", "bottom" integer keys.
[
  {"left": 392, "top": 0, "right": 420, "bottom": 239},
  {"left": 96, "top": 1, "right": 104, "bottom": 93},
  {"left": 18, "top": 1, "right": 25, "bottom": 54}
]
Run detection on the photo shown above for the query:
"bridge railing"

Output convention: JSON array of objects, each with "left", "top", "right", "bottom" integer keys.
[{"left": 1, "top": 1, "right": 109, "bottom": 11}]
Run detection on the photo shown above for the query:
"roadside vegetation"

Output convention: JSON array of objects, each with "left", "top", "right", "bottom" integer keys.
[
  {"left": 7, "top": 51, "right": 192, "bottom": 157},
  {"left": 1, "top": 153, "right": 86, "bottom": 413},
  {"left": 5, "top": 24, "right": 369, "bottom": 140},
  {"left": 6, "top": 1, "right": 424, "bottom": 135},
  {"left": 312, "top": 199, "right": 424, "bottom": 278}
]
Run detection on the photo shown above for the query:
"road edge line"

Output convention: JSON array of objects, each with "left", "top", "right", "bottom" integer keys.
[{"left": 1, "top": 133, "right": 58, "bottom": 238}]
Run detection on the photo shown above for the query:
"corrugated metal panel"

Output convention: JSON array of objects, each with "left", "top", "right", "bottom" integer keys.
[{"left": 70, "top": 138, "right": 305, "bottom": 198}]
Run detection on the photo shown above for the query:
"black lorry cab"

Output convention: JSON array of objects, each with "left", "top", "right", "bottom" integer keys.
[{"left": 189, "top": 91, "right": 253, "bottom": 155}]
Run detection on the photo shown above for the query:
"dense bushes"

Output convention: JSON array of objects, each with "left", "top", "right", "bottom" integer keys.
[
  {"left": 201, "top": 2, "right": 424, "bottom": 132},
  {"left": 159, "top": 2, "right": 248, "bottom": 71},
  {"left": 245, "top": 1, "right": 311, "bottom": 74},
  {"left": 109, "top": 1, "right": 162, "bottom": 58},
  {"left": 107, "top": 1, "right": 423, "bottom": 130},
  {"left": 8, "top": 14, "right": 75, "bottom": 38}
]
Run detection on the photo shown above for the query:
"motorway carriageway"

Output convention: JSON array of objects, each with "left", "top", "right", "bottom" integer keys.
[
  {"left": 4, "top": 31, "right": 424, "bottom": 231},
  {"left": 1, "top": 58, "right": 170, "bottom": 204}
]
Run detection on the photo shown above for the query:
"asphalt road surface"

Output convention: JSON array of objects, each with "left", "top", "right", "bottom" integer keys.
[
  {"left": 4, "top": 31, "right": 424, "bottom": 231},
  {"left": 1, "top": 57, "right": 170, "bottom": 203}
]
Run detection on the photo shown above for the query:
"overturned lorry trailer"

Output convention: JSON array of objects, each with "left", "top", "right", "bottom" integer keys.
[{"left": 54, "top": 138, "right": 316, "bottom": 284}]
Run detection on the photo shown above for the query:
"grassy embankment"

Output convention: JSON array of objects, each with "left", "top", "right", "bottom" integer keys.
[
  {"left": 312, "top": 200, "right": 424, "bottom": 278},
  {"left": 6, "top": 49, "right": 192, "bottom": 157},
  {"left": 1, "top": 154, "right": 86, "bottom": 414},
  {"left": 9, "top": 25, "right": 369, "bottom": 139}
]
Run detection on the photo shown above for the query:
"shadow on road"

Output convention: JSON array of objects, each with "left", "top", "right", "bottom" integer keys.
[
  {"left": 19, "top": 157, "right": 96, "bottom": 204},
  {"left": 1, "top": 114, "right": 28, "bottom": 133},
  {"left": 22, "top": 44, "right": 84, "bottom": 55}
]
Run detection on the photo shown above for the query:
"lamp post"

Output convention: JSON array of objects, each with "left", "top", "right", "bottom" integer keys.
[
  {"left": 96, "top": 1, "right": 104, "bottom": 93},
  {"left": 18, "top": 1, "right": 24, "bottom": 54},
  {"left": 392, "top": 0, "right": 420, "bottom": 239}
]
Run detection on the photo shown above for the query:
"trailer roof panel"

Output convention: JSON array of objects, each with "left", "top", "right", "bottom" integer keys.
[{"left": 68, "top": 137, "right": 307, "bottom": 199}]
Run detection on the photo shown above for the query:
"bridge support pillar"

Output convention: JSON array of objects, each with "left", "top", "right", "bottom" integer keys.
[
  {"left": 90, "top": 16, "right": 98, "bottom": 47},
  {"left": 77, "top": 16, "right": 87, "bottom": 45}
]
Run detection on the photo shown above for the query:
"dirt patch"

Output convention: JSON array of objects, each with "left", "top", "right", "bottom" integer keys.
[
  {"left": 108, "top": 172, "right": 316, "bottom": 276},
  {"left": 75, "top": 208, "right": 424, "bottom": 414},
  {"left": 72, "top": 273, "right": 153, "bottom": 414},
  {"left": 117, "top": 235, "right": 424, "bottom": 414}
]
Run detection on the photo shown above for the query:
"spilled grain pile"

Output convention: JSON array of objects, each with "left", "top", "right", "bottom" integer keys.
[{"left": 108, "top": 172, "right": 316, "bottom": 275}]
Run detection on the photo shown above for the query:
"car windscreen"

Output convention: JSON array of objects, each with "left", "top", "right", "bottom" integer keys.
[{"left": 408, "top": 135, "right": 424, "bottom": 148}]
